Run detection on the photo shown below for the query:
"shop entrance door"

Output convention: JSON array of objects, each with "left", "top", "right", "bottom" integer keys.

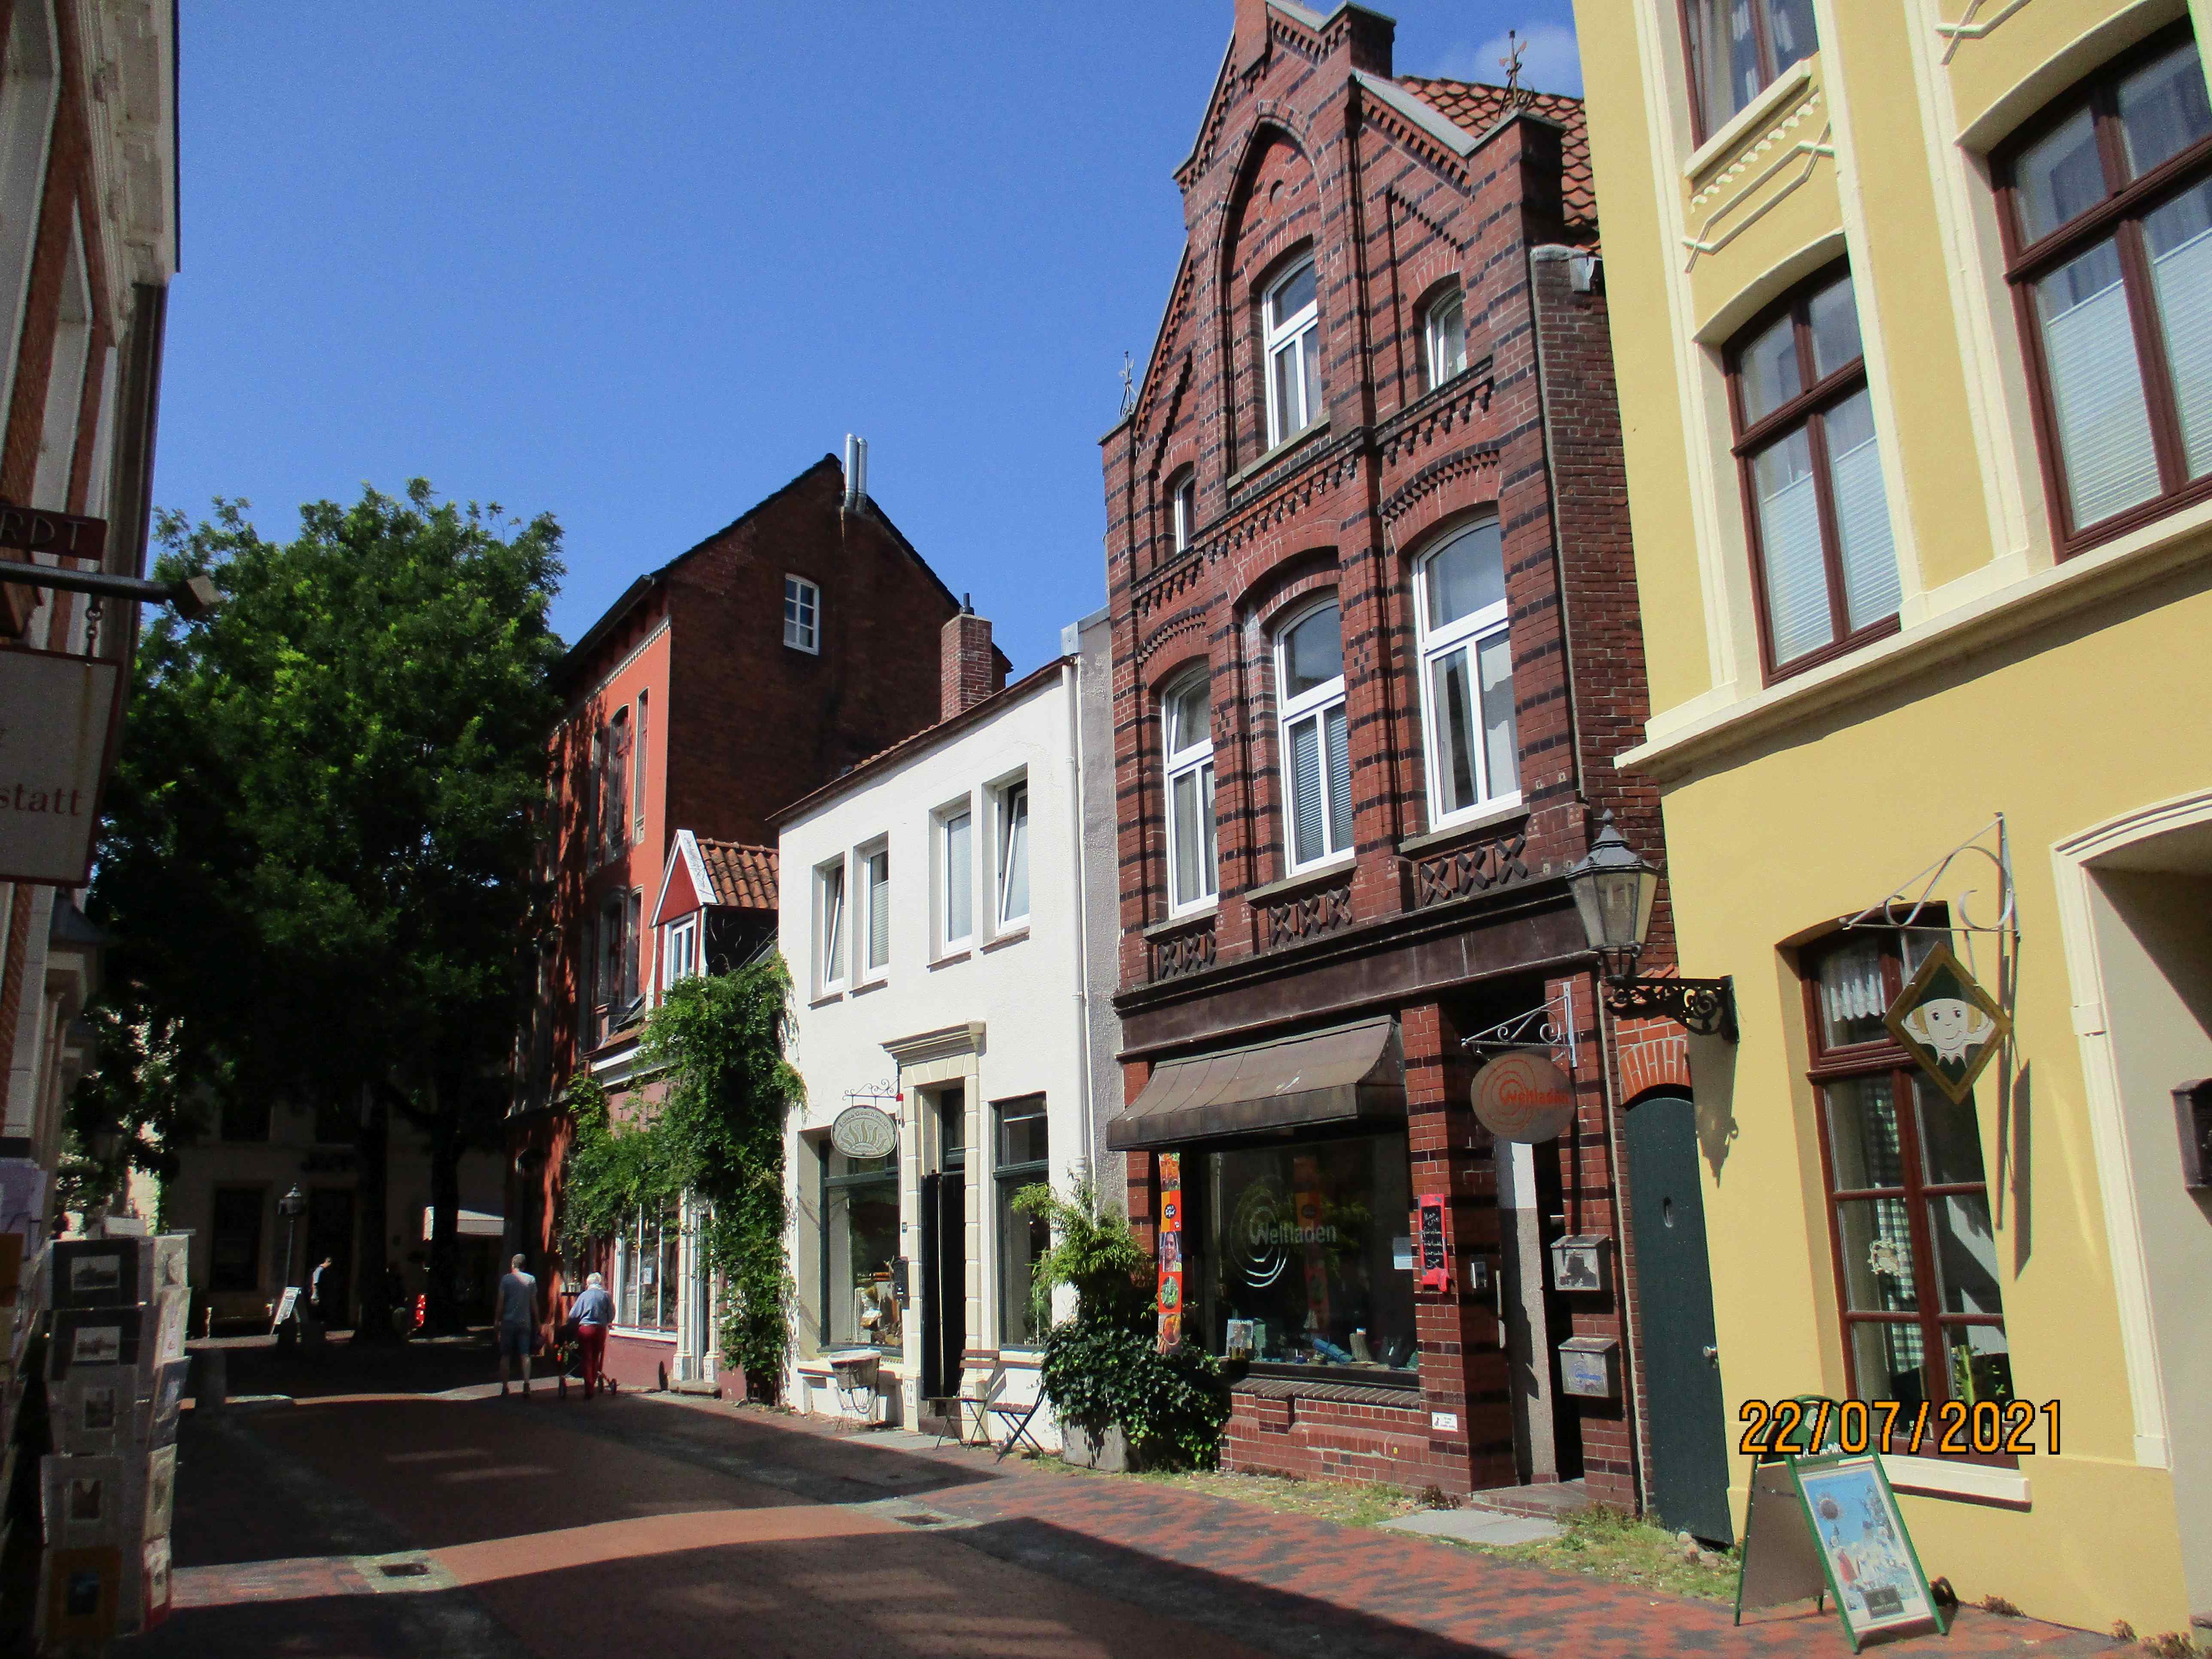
[
  {"left": 918, "top": 1172, "right": 966, "bottom": 1398},
  {"left": 1625, "top": 1093, "right": 1732, "bottom": 1544}
]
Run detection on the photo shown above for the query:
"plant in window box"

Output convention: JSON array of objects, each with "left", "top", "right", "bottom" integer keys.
[{"left": 1013, "top": 1179, "right": 1230, "bottom": 1471}]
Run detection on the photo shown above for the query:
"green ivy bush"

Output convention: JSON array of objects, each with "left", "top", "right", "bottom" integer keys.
[{"left": 1016, "top": 1180, "right": 1229, "bottom": 1470}]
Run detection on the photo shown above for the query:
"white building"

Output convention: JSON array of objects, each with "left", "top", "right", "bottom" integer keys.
[{"left": 774, "top": 607, "right": 1118, "bottom": 1444}]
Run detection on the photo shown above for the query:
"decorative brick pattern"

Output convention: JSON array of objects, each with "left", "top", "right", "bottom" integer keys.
[
  {"left": 1410, "top": 830, "right": 1530, "bottom": 909},
  {"left": 1152, "top": 919, "right": 1218, "bottom": 982},
  {"left": 1259, "top": 880, "right": 1352, "bottom": 950}
]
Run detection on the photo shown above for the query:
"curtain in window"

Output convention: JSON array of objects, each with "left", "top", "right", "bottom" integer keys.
[
  {"left": 1823, "top": 391, "right": 1902, "bottom": 632},
  {"left": 2037, "top": 240, "right": 2161, "bottom": 524},
  {"left": 2147, "top": 179, "right": 2212, "bottom": 478},
  {"left": 1324, "top": 702, "right": 1351, "bottom": 855},
  {"left": 1753, "top": 428, "right": 1831, "bottom": 661},
  {"left": 945, "top": 811, "right": 972, "bottom": 940},
  {"left": 1818, "top": 942, "right": 1887, "bottom": 1033}
]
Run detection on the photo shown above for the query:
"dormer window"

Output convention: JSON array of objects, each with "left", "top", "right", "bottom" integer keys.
[
  {"left": 1422, "top": 286, "right": 1467, "bottom": 390},
  {"left": 1264, "top": 258, "right": 1323, "bottom": 448}
]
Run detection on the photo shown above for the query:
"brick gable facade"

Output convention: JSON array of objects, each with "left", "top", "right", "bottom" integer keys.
[{"left": 1100, "top": 1, "right": 1690, "bottom": 1510}]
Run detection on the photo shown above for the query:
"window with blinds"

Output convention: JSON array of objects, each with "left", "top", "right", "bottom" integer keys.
[
  {"left": 1999, "top": 28, "right": 2212, "bottom": 550},
  {"left": 1727, "top": 265, "right": 1902, "bottom": 680},
  {"left": 863, "top": 846, "right": 891, "bottom": 975},
  {"left": 941, "top": 806, "right": 973, "bottom": 948},
  {"left": 1276, "top": 601, "right": 1352, "bottom": 873}
]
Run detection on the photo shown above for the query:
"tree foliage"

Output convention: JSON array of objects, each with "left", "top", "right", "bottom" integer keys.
[
  {"left": 88, "top": 484, "right": 563, "bottom": 1331},
  {"left": 559, "top": 958, "right": 801, "bottom": 1394}
]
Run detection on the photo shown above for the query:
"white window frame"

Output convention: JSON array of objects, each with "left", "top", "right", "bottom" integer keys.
[
  {"left": 937, "top": 797, "right": 975, "bottom": 954},
  {"left": 1275, "top": 601, "right": 1352, "bottom": 875},
  {"left": 859, "top": 840, "right": 891, "bottom": 979},
  {"left": 1161, "top": 675, "right": 1217, "bottom": 916},
  {"left": 1422, "top": 285, "right": 1467, "bottom": 392},
  {"left": 662, "top": 915, "right": 699, "bottom": 1000},
  {"left": 1414, "top": 520, "right": 1520, "bottom": 830},
  {"left": 784, "top": 574, "right": 820, "bottom": 653},
  {"left": 1169, "top": 468, "right": 1196, "bottom": 554},
  {"left": 816, "top": 858, "right": 848, "bottom": 994},
  {"left": 994, "top": 775, "right": 1031, "bottom": 930},
  {"left": 1263, "top": 258, "right": 1322, "bottom": 448}
]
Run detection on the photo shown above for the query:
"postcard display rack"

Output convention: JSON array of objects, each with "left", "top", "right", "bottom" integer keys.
[{"left": 33, "top": 1234, "right": 189, "bottom": 1647}]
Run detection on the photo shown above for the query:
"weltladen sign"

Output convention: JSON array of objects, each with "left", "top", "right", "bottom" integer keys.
[{"left": 0, "top": 645, "right": 125, "bottom": 884}]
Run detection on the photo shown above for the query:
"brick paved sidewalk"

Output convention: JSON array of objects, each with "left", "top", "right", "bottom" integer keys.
[{"left": 623, "top": 1399, "right": 2120, "bottom": 1659}]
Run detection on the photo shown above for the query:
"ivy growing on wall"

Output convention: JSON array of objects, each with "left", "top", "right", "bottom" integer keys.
[{"left": 559, "top": 955, "right": 802, "bottom": 1395}]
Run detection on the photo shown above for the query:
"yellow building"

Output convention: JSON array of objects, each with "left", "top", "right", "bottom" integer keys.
[{"left": 1571, "top": 0, "right": 2212, "bottom": 1635}]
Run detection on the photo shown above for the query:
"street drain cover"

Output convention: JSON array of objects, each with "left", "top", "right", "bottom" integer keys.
[{"left": 379, "top": 1562, "right": 431, "bottom": 1578}]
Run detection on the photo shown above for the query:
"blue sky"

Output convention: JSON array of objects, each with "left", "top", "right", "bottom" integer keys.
[{"left": 155, "top": 3, "right": 1580, "bottom": 676}]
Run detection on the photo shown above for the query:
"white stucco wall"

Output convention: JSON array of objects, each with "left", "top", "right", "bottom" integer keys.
[{"left": 778, "top": 659, "right": 1105, "bottom": 1444}]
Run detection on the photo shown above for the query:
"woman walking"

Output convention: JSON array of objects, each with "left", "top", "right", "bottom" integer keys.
[{"left": 570, "top": 1272, "right": 614, "bottom": 1398}]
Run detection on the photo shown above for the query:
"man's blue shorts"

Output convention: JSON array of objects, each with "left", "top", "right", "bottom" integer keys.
[{"left": 497, "top": 1323, "right": 532, "bottom": 1360}]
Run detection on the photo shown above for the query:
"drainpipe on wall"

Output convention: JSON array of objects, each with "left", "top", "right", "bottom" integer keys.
[{"left": 1061, "top": 646, "right": 1097, "bottom": 1188}]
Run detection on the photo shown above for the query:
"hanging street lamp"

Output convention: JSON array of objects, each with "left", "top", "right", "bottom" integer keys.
[{"left": 1565, "top": 811, "right": 1737, "bottom": 1042}]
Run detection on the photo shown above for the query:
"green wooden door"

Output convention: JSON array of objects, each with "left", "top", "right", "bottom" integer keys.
[{"left": 1625, "top": 1093, "right": 1733, "bottom": 1544}]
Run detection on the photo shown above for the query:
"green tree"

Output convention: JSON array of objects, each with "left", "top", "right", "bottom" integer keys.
[
  {"left": 88, "top": 483, "right": 563, "bottom": 1337},
  {"left": 560, "top": 959, "right": 801, "bottom": 1393}
]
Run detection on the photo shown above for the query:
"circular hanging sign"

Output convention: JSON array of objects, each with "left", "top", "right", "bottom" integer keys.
[
  {"left": 1470, "top": 1051, "right": 1575, "bottom": 1143},
  {"left": 831, "top": 1104, "right": 899, "bottom": 1159}
]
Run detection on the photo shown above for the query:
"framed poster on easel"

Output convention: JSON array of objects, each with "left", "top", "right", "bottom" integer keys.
[{"left": 1735, "top": 1451, "right": 1948, "bottom": 1651}]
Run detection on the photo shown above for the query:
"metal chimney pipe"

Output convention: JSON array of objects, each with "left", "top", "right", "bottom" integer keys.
[{"left": 843, "top": 434, "right": 868, "bottom": 512}]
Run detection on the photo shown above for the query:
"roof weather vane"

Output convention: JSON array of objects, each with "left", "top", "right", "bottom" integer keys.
[
  {"left": 1119, "top": 351, "right": 1137, "bottom": 416},
  {"left": 1501, "top": 29, "right": 1530, "bottom": 105}
]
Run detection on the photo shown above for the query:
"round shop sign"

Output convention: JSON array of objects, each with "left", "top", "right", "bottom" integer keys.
[
  {"left": 831, "top": 1104, "right": 899, "bottom": 1159},
  {"left": 1470, "top": 1051, "right": 1575, "bottom": 1143}
]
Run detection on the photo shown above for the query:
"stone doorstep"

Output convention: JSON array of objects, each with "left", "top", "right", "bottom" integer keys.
[{"left": 1464, "top": 1478, "right": 1596, "bottom": 1520}]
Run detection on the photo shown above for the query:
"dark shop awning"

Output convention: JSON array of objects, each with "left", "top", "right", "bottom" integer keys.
[{"left": 1106, "top": 1017, "right": 1405, "bottom": 1152}]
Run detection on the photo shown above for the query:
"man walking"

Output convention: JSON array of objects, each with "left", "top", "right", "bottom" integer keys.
[
  {"left": 496, "top": 1254, "right": 538, "bottom": 1396},
  {"left": 569, "top": 1272, "right": 613, "bottom": 1398}
]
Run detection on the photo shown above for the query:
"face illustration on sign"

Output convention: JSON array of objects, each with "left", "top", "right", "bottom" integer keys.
[{"left": 1883, "top": 944, "right": 2009, "bottom": 1105}]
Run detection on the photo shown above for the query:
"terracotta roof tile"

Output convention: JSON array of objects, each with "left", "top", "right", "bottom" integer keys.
[
  {"left": 694, "top": 840, "right": 778, "bottom": 912},
  {"left": 1395, "top": 78, "right": 1596, "bottom": 234}
]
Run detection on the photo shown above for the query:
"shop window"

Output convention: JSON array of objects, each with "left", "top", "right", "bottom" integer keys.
[
  {"left": 1276, "top": 601, "right": 1352, "bottom": 871},
  {"left": 825, "top": 1149, "right": 901, "bottom": 1350},
  {"left": 995, "top": 1097, "right": 1050, "bottom": 1347},
  {"left": 1263, "top": 257, "right": 1323, "bottom": 447},
  {"left": 1192, "top": 1131, "right": 1416, "bottom": 1381},
  {"left": 209, "top": 1188, "right": 264, "bottom": 1291},
  {"left": 1414, "top": 520, "right": 1518, "bottom": 825},
  {"left": 1422, "top": 284, "right": 1467, "bottom": 390},
  {"left": 1997, "top": 29, "right": 2212, "bottom": 549},
  {"left": 995, "top": 778, "right": 1030, "bottom": 929},
  {"left": 1682, "top": 0, "right": 1817, "bottom": 143},
  {"left": 1727, "top": 264, "right": 1901, "bottom": 679},
  {"left": 617, "top": 1202, "right": 680, "bottom": 1332},
  {"left": 1804, "top": 930, "right": 2011, "bottom": 1421},
  {"left": 1162, "top": 671, "right": 1217, "bottom": 913}
]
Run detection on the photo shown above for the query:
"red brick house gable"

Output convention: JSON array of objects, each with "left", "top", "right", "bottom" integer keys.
[{"left": 1098, "top": 2, "right": 1686, "bottom": 1516}]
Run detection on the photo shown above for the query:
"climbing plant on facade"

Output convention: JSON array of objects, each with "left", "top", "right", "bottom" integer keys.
[{"left": 560, "top": 955, "right": 803, "bottom": 1396}]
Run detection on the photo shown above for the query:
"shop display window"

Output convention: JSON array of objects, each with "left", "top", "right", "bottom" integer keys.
[
  {"left": 617, "top": 1202, "right": 680, "bottom": 1332},
  {"left": 1194, "top": 1131, "right": 1416, "bottom": 1381},
  {"left": 826, "top": 1149, "right": 901, "bottom": 1350}
]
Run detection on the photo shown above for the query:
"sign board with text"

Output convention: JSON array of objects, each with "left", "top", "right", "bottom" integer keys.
[{"left": 0, "top": 646, "right": 125, "bottom": 884}]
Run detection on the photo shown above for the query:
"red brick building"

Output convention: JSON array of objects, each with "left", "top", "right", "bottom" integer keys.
[
  {"left": 1098, "top": 1, "right": 1704, "bottom": 1519},
  {"left": 507, "top": 449, "right": 1003, "bottom": 1382}
]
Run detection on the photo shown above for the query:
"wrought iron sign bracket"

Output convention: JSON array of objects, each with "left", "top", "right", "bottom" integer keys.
[
  {"left": 1598, "top": 973, "right": 1738, "bottom": 1043},
  {"left": 1841, "top": 812, "right": 2018, "bottom": 942},
  {"left": 1460, "top": 981, "right": 1580, "bottom": 1070}
]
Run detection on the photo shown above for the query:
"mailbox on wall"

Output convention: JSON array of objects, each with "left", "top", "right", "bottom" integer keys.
[
  {"left": 1550, "top": 1234, "right": 1610, "bottom": 1294},
  {"left": 1557, "top": 1335, "right": 1620, "bottom": 1400}
]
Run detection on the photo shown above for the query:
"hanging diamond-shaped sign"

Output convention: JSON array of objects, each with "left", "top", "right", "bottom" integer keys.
[{"left": 1883, "top": 942, "right": 2009, "bottom": 1105}]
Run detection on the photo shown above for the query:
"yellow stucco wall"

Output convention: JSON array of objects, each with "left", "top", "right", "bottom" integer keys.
[{"left": 1574, "top": 0, "right": 2210, "bottom": 1635}]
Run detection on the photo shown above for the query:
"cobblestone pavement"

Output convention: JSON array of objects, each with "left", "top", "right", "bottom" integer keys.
[{"left": 144, "top": 1340, "right": 2121, "bottom": 1659}]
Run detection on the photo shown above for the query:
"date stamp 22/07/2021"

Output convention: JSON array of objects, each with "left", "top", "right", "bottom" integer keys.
[{"left": 1738, "top": 1398, "right": 2060, "bottom": 1458}]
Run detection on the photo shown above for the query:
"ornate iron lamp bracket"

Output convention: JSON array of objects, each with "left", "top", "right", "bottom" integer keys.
[{"left": 1598, "top": 972, "right": 1738, "bottom": 1042}]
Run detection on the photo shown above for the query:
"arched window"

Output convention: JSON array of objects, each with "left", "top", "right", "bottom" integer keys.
[
  {"left": 1276, "top": 602, "right": 1350, "bottom": 871},
  {"left": 1998, "top": 28, "right": 2212, "bottom": 549},
  {"left": 1727, "top": 264, "right": 1900, "bottom": 677},
  {"left": 1168, "top": 466, "right": 1197, "bottom": 555},
  {"left": 1161, "top": 671, "right": 1216, "bottom": 913},
  {"left": 1264, "top": 258, "right": 1322, "bottom": 447},
  {"left": 1422, "top": 284, "right": 1467, "bottom": 391},
  {"left": 1415, "top": 521, "right": 1517, "bottom": 825}
]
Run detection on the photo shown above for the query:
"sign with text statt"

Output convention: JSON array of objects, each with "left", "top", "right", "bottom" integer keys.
[{"left": 0, "top": 647, "right": 124, "bottom": 884}]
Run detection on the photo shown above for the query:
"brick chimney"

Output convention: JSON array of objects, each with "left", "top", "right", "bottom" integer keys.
[
  {"left": 1233, "top": 0, "right": 1270, "bottom": 76},
  {"left": 941, "top": 596, "right": 1003, "bottom": 720}
]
